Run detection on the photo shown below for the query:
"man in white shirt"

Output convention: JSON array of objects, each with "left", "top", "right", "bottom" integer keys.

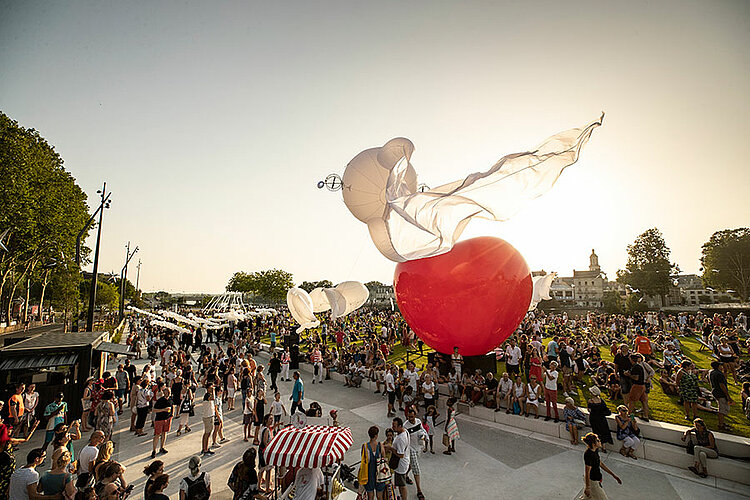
[
  {"left": 496, "top": 372, "right": 513, "bottom": 413},
  {"left": 403, "top": 362, "right": 419, "bottom": 393},
  {"left": 385, "top": 417, "right": 411, "bottom": 500},
  {"left": 405, "top": 408, "right": 427, "bottom": 499},
  {"left": 294, "top": 467, "right": 324, "bottom": 500},
  {"left": 385, "top": 366, "right": 396, "bottom": 417},
  {"left": 543, "top": 361, "right": 560, "bottom": 422},
  {"left": 78, "top": 431, "right": 105, "bottom": 474},
  {"left": 505, "top": 340, "right": 522, "bottom": 377},
  {"left": 8, "top": 448, "right": 48, "bottom": 500}
]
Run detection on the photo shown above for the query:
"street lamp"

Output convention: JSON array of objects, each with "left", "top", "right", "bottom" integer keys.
[
  {"left": 118, "top": 242, "right": 139, "bottom": 321},
  {"left": 85, "top": 183, "right": 112, "bottom": 332}
]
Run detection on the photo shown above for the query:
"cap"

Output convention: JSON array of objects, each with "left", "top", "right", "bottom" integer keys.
[
  {"left": 589, "top": 386, "right": 601, "bottom": 396},
  {"left": 564, "top": 397, "right": 575, "bottom": 405}
]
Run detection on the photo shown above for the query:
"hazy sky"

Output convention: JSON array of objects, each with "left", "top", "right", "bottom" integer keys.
[{"left": 2, "top": 0, "right": 748, "bottom": 293}]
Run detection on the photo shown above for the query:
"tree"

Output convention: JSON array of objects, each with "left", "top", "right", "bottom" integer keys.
[
  {"left": 701, "top": 228, "right": 750, "bottom": 302},
  {"left": 625, "top": 293, "right": 648, "bottom": 314},
  {"left": 299, "top": 280, "right": 333, "bottom": 293},
  {"left": 365, "top": 281, "right": 387, "bottom": 291},
  {"left": 602, "top": 290, "right": 624, "bottom": 314},
  {"left": 0, "top": 112, "right": 90, "bottom": 321},
  {"left": 617, "top": 228, "right": 679, "bottom": 304},
  {"left": 227, "top": 269, "right": 294, "bottom": 303}
]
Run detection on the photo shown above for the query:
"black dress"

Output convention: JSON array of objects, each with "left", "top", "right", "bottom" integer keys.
[{"left": 587, "top": 399, "right": 613, "bottom": 445}]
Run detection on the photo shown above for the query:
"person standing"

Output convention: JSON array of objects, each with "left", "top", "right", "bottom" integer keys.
[
  {"left": 8, "top": 448, "right": 52, "bottom": 500},
  {"left": 115, "top": 365, "right": 130, "bottom": 414},
  {"left": 311, "top": 345, "right": 324, "bottom": 384},
  {"left": 358, "top": 426, "right": 387, "bottom": 500},
  {"left": 134, "top": 380, "right": 153, "bottom": 437},
  {"left": 152, "top": 387, "right": 173, "bottom": 458},
  {"left": 77, "top": 430, "right": 105, "bottom": 475},
  {"left": 451, "top": 347, "right": 463, "bottom": 378},
  {"left": 21, "top": 384, "right": 39, "bottom": 439},
  {"left": 385, "top": 417, "right": 410, "bottom": 500},
  {"left": 543, "top": 362, "right": 560, "bottom": 422},
  {"left": 268, "top": 352, "right": 281, "bottom": 392},
  {"left": 505, "top": 340, "right": 522, "bottom": 379},
  {"left": 586, "top": 387, "right": 613, "bottom": 453},
  {"left": 201, "top": 385, "right": 216, "bottom": 456},
  {"left": 708, "top": 361, "right": 732, "bottom": 431},
  {"left": 8, "top": 383, "right": 25, "bottom": 437},
  {"left": 179, "top": 455, "right": 211, "bottom": 500},
  {"left": 404, "top": 408, "right": 427, "bottom": 500},
  {"left": 581, "top": 433, "right": 621, "bottom": 499},
  {"left": 626, "top": 354, "right": 649, "bottom": 422},
  {"left": 291, "top": 372, "right": 305, "bottom": 415},
  {"left": 385, "top": 366, "right": 397, "bottom": 417},
  {"left": 280, "top": 348, "right": 291, "bottom": 381},
  {"left": 42, "top": 393, "right": 67, "bottom": 452}
]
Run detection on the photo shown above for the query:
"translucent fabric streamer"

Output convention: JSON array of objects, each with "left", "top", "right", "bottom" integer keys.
[{"left": 342, "top": 114, "right": 603, "bottom": 262}]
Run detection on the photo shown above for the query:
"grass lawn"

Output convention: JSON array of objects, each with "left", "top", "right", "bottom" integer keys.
[{"left": 259, "top": 328, "right": 750, "bottom": 438}]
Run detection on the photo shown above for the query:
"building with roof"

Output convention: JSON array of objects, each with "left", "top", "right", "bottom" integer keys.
[{"left": 0, "top": 331, "right": 131, "bottom": 419}]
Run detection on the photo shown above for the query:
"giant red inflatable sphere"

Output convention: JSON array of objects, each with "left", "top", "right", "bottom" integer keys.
[{"left": 393, "top": 236, "right": 532, "bottom": 356}]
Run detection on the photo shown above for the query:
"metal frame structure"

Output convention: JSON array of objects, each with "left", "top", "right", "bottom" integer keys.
[{"left": 202, "top": 291, "right": 247, "bottom": 313}]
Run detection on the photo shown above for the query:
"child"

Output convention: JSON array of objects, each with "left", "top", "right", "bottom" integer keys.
[
  {"left": 444, "top": 397, "right": 459, "bottom": 455},
  {"left": 212, "top": 387, "right": 227, "bottom": 447},
  {"left": 424, "top": 405, "right": 438, "bottom": 454},
  {"left": 243, "top": 391, "right": 255, "bottom": 442},
  {"left": 226, "top": 370, "right": 237, "bottom": 411},
  {"left": 402, "top": 386, "right": 415, "bottom": 416},
  {"left": 253, "top": 389, "right": 267, "bottom": 444},
  {"left": 270, "top": 392, "right": 287, "bottom": 430}
]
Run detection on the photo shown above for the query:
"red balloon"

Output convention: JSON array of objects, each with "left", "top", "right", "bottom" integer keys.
[{"left": 394, "top": 236, "right": 532, "bottom": 356}]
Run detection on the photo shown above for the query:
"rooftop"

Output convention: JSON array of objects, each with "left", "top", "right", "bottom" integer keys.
[{"left": 1, "top": 331, "right": 107, "bottom": 352}]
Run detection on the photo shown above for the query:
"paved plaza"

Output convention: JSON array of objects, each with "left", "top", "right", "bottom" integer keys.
[{"left": 13, "top": 350, "right": 750, "bottom": 500}]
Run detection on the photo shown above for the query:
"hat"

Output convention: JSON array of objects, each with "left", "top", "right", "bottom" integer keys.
[
  {"left": 188, "top": 455, "right": 201, "bottom": 471},
  {"left": 564, "top": 397, "right": 575, "bottom": 405},
  {"left": 589, "top": 386, "right": 601, "bottom": 396}
]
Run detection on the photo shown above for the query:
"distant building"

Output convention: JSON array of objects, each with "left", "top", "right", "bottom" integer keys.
[
  {"left": 368, "top": 284, "right": 396, "bottom": 308},
  {"left": 675, "top": 274, "right": 727, "bottom": 306}
]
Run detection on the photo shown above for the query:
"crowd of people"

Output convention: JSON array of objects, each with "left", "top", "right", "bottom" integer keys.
[{"left": 0, "top": 305, "right": 748, "bottom": 499}]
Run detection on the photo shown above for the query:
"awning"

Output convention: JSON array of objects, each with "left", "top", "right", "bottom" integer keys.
[
  {"left": 0, "top": 353, "right": 79, "bottom": 371},
  {"left": 95, "top": 342, "right": 135, "bottom": 356},
  {"left": 263, "top": 425, "right": 353, "bottom": 468}
]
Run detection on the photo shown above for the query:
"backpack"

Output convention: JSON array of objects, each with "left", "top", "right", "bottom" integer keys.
[{"left": 184, "top": 472, "right": 210, "bottom": 500}]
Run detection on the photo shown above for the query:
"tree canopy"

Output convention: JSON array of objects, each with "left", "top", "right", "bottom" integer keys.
[
  {"left": 617, "top": 228, "right": 679, "bottom": 302},
  {"left": 298, "top": 280, "right": 333, "bottom": 293},
  {"left": 0, "top": 112, "right": 90, "bottom": 322},
  {"left": 227, "top": 269, "right": 293, "bottom": 303},
  {"left": 701, "top": 228, "right": 750, "bottom": 302}
]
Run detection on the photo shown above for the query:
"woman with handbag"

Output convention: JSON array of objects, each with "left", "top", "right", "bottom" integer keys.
[
  {"left": 358, "top": 426, "right": 388, "bottom": 499},
  {"left": 614, "top": 405, "right": 640, "bottom": 459},
  {"left": 681, "top": 418, "right": 718, "bottom": 478}
]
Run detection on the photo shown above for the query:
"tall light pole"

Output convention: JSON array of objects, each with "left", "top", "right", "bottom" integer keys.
[
  {"left": 135, "top": 259, "right": 141, "bottom": 292},
  {"left": 119, "top": 242, "right": 138, "bottom": 321},
  {"left": 86, "top": 183, "right": 111, "bottom": 332}
]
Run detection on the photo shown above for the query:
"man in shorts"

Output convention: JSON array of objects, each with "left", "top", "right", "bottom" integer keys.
[
  {"left": 152, "top": 387, "right": 173, "bottom": 458},
  {"left": 496, "top": 372, "right": 513, "bottom": 412},
  {"left": 385, "top": 417, "right": 411, "bottom": 500}
]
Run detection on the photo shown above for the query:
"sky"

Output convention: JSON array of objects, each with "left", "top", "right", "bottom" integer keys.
[{"left": 1, "top": 0, "right": 748, "bottom": 293}]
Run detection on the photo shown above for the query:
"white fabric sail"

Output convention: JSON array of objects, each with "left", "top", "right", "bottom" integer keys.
[
  {"left": 309, "top": 288, "right": 332, "bottom": 313},
  {"left": 287, "top": 287, "right": 321, "bottom": 333},
  {"left": 528, "top": 272, "right": 556, "bottom": 311},
  {"left": 335, "top": 281, "right": 369, "bottom": 316},
  {"left": 342, "top": 115, "right": 603, "bottom": 262}
]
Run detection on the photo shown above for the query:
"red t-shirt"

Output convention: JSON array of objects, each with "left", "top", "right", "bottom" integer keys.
[
  {"left": 336, "top": 331, "right": 344, "bottom": 344},
  {"left": 634, "top": 336, "right": 652, "bottom": 355}
]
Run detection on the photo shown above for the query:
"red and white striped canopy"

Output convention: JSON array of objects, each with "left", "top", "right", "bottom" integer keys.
[{"left": 263, "top": 425, "right": 354, "bottom": 468}]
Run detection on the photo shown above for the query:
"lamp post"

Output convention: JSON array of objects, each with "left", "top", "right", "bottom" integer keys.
[
  {"left": 85, "top": 183, "right": 111, "bottom": 332},
  {"left": 135, "top": 259, "right": 141, "bottom": 292},
  {"left": 118, "top": 242, "right": 138, "bottom": 322}
]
